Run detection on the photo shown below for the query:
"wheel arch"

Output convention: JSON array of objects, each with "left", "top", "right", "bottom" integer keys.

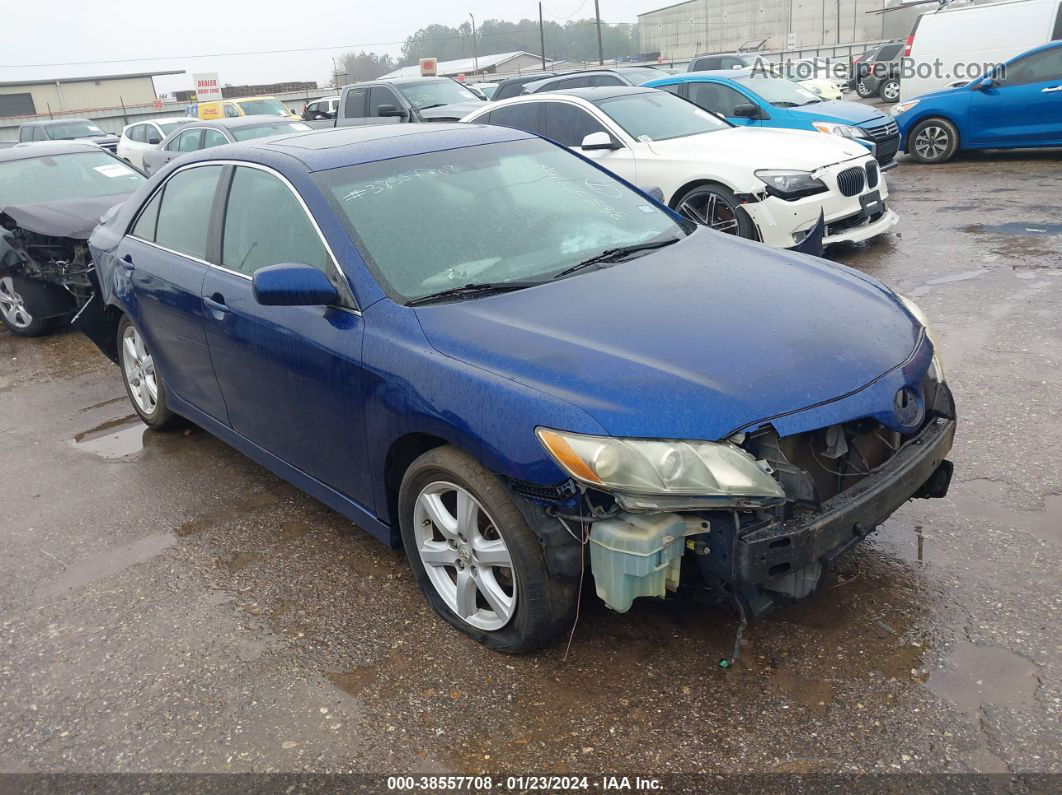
[
  {"left": 667, "top": 177, "right": 739, "bottom": 210},
  {"left": 905, "top": 113, "right": 963, "bottom": 154},
  {"left": 383, "top": 432, "right": 453, "bottom": 538}
]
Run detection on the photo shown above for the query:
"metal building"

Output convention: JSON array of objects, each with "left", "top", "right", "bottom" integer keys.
[
  {"left": 0, "top": 71, "right": 184, "bottom": 118},
  {"left": 637, "top": 0, "right": 922, "bottom": 60}
]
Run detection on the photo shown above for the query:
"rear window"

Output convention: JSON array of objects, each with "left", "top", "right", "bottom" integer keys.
[{"left": 231, "top": 122, "right": 311, "bottom": 141}]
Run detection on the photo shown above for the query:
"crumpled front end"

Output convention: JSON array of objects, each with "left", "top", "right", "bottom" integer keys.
[{"left": 518, "top": 337, "right": 955, "bottom": 620}]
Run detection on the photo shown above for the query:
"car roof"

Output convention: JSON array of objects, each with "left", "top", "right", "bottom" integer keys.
[
  {"left": 666, "top": 68, "right": 757, "bottom": 81},
  {"left": 691, "top": 52, "right": 756, "bottom": 60},
  {"left": 182, "top": 115, "right": 304, "bottom": 130},
  {"left": 0, "top": 141, "right": 105, "bottom": 162},
  {"left": 30, "top": 118, "right": 94, "bottom": 126},
  {"left": 176, "top": 122, "right": 534, "bottom": 173}
]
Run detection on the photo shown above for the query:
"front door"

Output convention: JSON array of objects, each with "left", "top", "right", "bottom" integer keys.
[
  {"left": 542, "top": 102, "right": 639, "bottom": 185},
  {"left": 687, "top": 81, "right": 761, "bottom": 127},
  {"left": 117, "top": 164, "right": 229, "bottom": 421},
  {"left": 969, "top": 46, "right": 1062, "bottom": 146},
  {"left": 200, "top": 165, "right": 373, "bottom": 507}
]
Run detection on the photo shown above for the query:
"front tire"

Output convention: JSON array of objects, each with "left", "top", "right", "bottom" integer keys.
[
  {"left": 398, "top": 445, "right": 577, "bottom": 653},
  {"left": 0, "top": 275, "right": 70, "bottom": 337},
  {"left": 672, "top": 183, "right": 755, "bottom": 239},
  {"left": 908, "top": 117, "right": 960, "bottom": 164},
  {"left": 117, "top": 315, "right": 179, "bottom": 430},
  {"left": 879, "top": 78, "right": 901, "bottom": 103}
]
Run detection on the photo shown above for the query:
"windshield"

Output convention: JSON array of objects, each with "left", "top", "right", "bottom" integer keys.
[
  {"left": 473, "top": 84, "right": 497, "bottom": 98},
  {"left": 0, "top": 152, "right": 144, "bottom": 205},
  {"left": 595, "top": 91, "right": 729, "bottom": 141},
  {"left": 316, "top": 137, "right": 688, "bottom": 303},
  {"left": 398, "top": 80, "right": 484, "bottom": 110},
  {"left": 158, "top": 120, "right": 187, "bottom": 135},
  {"left": 231, "top": 121, "right": 312, "bottom": 141},
  {"left": 44, "top": 121, "right": 107, "bottom": 139},
  {"left": 236, "top": 98, "right": 291, "bottom": 117},
  {"left": 735, "top": 75, "right": 822, "bottom": 106},
  {"left": 617, "top": 67, "right": 667, "bottom": 85}
]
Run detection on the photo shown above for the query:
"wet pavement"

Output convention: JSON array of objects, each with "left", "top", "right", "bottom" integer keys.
[{"left": 1, "top": 148, "right": 1061, "bottom": 776}]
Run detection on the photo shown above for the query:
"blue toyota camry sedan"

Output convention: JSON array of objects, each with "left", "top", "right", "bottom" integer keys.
[{"left": 87, "top": 124, "right": 956, "bottom": 652}]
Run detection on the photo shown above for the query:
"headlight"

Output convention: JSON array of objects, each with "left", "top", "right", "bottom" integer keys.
[
  {"left": 536, "top": 428, "right": 786, "bottom": 511},
  {"left": 898, "top": 295, "right": 945, "bottom": 382},
  {"left": 754, "top": 169, "right": 827, "bottom": 199},
  {"left": 892, "top": 99, "right": 919, "bottom": 117},
  {"left": 810, "top": 121, "right": 868, "bottom": 139}
]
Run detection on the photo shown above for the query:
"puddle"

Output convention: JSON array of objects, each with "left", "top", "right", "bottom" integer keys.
[
  {"left": 948, "top": 480, "right": 1062, "bottom": 546},
  {"left": 928, "top": 642, "right": 1039, "bottom": 710},
  {"left": 72, "top": 415, "right": 146, "bottom": 459},
  {"left": 43, "top": 532, "right": 176, "bottom": 598},
  {"left": 962, "top": 222, "right": 1062, "bottom": 236},
  {"left": 329, "top": 666, "right": 380, "bottom": 698}
]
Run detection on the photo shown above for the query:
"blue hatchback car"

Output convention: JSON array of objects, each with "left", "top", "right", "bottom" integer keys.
[
  {"left": 643, "top": 70, "right": 902, "bottom": 168},
  {"left": 892, "top": 41, "right": 1062, "bottom": 164},
  {"left": 87, "top": 124, "right": 955, "bottom": 652}
]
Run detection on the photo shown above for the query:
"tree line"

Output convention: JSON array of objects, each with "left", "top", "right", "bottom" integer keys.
[{"left": 333, "top": 18, "right": 641, "bottom": 84}]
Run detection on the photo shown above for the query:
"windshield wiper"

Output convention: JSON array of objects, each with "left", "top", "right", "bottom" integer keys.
[
  {"left": 771, "top": 101, "right": 800, "bottom": 108},
  {"left": 417, "top": 103, "right": 449, "bottom": 111},
  {"left": 552, "top": 238, "right": 681, "bottom": 280},
  {"left": 406, "top": 281, "right": 541, "bottom": 307}
]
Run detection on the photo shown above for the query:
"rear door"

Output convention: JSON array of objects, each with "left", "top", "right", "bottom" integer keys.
[
  {"left": 968, "top": 45, "right": 1062, "bottom": 145},
  {"left": 116, "top": 164, "right": 229, "bottom": 421},
  {"left": 200, "top": 164, "right": 372, "bottom": 505},
  {"left": 338, "top": 86, "right": 369, "bottom": 127}
]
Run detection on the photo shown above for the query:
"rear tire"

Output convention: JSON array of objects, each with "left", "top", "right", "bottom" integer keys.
[
  {"left": 117, "top": 315, "right": 180, "bottom": 430},
  {"left": 908, "top": 117, "right": 960, "bottom": 164},
  {"left": 0, "top": 275, "right": 70, "bottom": 337},
  {"left": 398, "top": 445, "right": 577, "bottom": 653},
  {"left": 856, "top": 80, "right": 875, "bottom": 98}
]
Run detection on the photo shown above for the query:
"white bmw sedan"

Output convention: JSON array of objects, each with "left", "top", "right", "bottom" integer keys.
[{"left": 462, "top": 87, "right": 897, "bottom": 251}]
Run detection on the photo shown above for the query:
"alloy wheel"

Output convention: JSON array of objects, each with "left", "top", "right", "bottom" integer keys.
[
  {"left": 413, "top": 481, "right": 516, "bottom": 631},
  {"left": 856, "top": 80, "right": 873, "bottom": 97},
  {"left": 882, "top": 81, "right": 900, "bottom": 101},
  {"left": 914, "top": 125, "right": 951, "bottom": 161},
  {"left": 121, "top": 324, "right": 158, "bottom": 415},
  {"left": 0, "top": 276, "right": 32, "bottom": 330},
  {"left": 678, "top": 190, "right": 741, "bottom": 234}
]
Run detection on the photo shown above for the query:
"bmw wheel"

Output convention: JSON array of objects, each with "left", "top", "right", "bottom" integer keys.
[
  {"left": 398, "top": 445, "right": 576, "bottom": 653},
  {"left": 880, "top": 78, "right": 901, "bottom": 103},
  {"left": 117, "top": 316, "right": 179, "bottom": 429},
  {"left": 909, "top": 118, "right": 960, "bottom": 164},
  {"left": 673, "top": 184, "right": 754, "bottom": 239}
]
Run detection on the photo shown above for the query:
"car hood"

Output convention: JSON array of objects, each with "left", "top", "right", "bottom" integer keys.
[
  {"left": 419, "top": 101, "right": 486, "bottom": 121},
  {"left": 413, "top": 229, "right": 921, "bottom": 441},
  {"left": 0, "top": 195, "right": 133, "bottom": 240},
  {"left": 645, "top": 126, "right": 867, "bottom": 171},
  {"left": 785, "top": 99, "right": 889, "bottom": 126}
]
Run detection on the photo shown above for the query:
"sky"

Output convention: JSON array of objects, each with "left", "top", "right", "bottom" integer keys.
[{"left": 3, "top": 0, "right": 654, "bottom": 95}]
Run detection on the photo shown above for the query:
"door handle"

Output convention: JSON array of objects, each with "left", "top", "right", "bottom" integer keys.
[
  {"left": 1043, "top": 86, "right": 1062, "bottom": 93},
  {"left": 120, "top": 253, "right": 134, "bottom": 269},
  {"left": 203, "top": 294, "right": 229, "bottom": 314}
]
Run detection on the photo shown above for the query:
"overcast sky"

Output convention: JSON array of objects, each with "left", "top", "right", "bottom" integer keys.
[{"left": 3, "top": 0, "right": 651, "bottom": 94}]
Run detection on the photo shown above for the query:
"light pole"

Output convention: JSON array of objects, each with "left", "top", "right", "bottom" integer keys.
[
  {"left": 594, "top": 0, "right": 604, "bottom": 65},
  {"left": 469, "top": 13, "right": 479, "bottom": 74}
]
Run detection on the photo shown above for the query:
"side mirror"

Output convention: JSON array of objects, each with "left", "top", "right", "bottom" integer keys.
[
  {"left": 581, "top": 131, "right": 621, "bottom": 151},
  {"left": 975, "top": 77, "right": 995, "bottom": 90},
  {"left": 732, "top": 103, "right": 761, "bottom": 119},
  {"left": 147, "top": 135, "right": 161, "bottom": 145},
  {"left": 642, "top": 186, "right": 665, "bottom": 202},
  {"left": 376, "top": 104, "right": 408, "bottom": 117},
  {"left": 252, "top": 263, "right": 340, "bottom": 307}
]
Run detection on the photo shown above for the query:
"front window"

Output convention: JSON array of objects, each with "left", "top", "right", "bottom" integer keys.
[
  {"left": 235, "top": 98, "right": 290, "bottom": 117},
  {"left": 231, "top": 121, "right": 311, "bottom": 141},
  {"left": 397, "top": 80, "right": 483, "bottom": 111},
  {"left": 594, "top": 91, "right": 729, "bottom": 141},
  {"left": 316, "top": 137, "right": 689, "bottom": 304},
  {"left": 0, "top": 152, "right": 144, "bottom": 205},
  {"left": 735, "top": 74, "right": 822, "bottom": 107},
  {"left": 43, "top": 121, "right": 106, "bottom": 139}
]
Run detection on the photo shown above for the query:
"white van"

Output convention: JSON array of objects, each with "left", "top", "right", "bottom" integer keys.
[{"left": 902, "top": 0, "right": 1062, "bottom": 100}]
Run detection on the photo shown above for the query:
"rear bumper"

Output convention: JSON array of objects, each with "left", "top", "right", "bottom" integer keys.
[{"left": 734, "top": 413, "right": 955, "bottom": 614}]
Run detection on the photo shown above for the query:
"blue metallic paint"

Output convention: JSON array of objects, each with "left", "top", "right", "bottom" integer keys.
[
  {"left": 88, "top": 124, "right": 929, "bottom": 549},
  {"left": 251, "top": 263, "right": 340, "bottom": 306}
]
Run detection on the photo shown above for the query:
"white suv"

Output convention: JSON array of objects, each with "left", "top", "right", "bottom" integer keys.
[{"left": 117, "top": 117, "right": 192, "bottom": 169}]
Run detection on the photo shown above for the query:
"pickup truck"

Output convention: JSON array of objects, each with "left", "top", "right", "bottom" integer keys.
[
  {"left": 305, "top": 77, "right": 487, "bottom": 129},
  {"left": 7, "top": 119, "right": 120, "bottom": 153}
]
